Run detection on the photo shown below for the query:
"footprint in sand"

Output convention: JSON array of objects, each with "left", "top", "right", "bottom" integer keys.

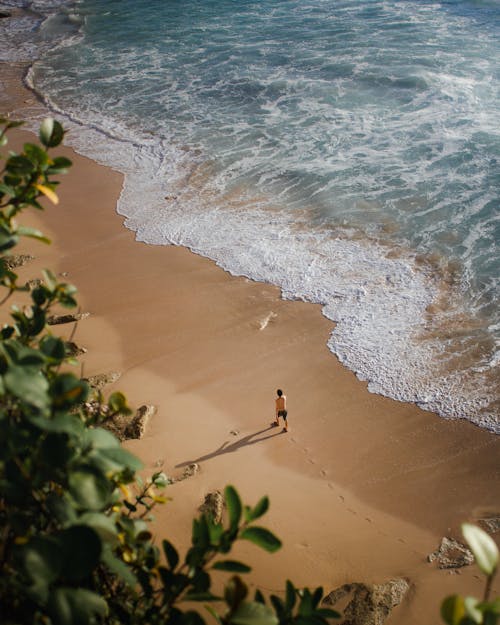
[
  {"left": 320, "top": 469, "right": 328, "bottom": 477},
  {"left": 307, "top": 458, "right": 316, "bottom": 465},
  {"left": 328, "top": 482, "right": 335, "bottom": 490},
  {"left": 365, "top": 517, "right": 372, "bottom": 523},
  {"left": 347, "top": 508, "right": 356, "bottom": 515},
  {"left": 338, "top": 494, "right": 345, "bottom": 502}
]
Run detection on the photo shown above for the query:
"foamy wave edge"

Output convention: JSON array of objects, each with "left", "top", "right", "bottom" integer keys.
[{"left": 22, "top": 65, "right": 499, "bottom": 435}]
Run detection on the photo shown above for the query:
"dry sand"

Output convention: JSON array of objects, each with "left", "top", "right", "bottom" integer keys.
[{"left": 3, "top": 66, "right": 500, "bottom": 624}]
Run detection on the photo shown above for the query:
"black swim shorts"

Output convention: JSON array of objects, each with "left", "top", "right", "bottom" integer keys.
[{"left": 278, "top": 410, "right": 287, "bottom": 420}]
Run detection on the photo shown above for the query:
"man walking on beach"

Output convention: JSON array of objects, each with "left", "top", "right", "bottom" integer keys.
[{"left": 275, "top": 389, "right": 288, "bottom": 432}]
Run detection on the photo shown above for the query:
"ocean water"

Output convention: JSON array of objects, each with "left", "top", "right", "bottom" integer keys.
[{"left": 2, "top": 0, "right": 499, "bottom": 431}]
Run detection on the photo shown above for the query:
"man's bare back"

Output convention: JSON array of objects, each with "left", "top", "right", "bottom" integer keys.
[{"left": 275, "top": 389, "right": 288, "bottom": 431}]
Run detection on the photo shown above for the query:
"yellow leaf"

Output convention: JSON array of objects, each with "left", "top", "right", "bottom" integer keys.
[
  {"left": 34, "top": 183, "right": 59, "bottom": 205},
  {"left": 119, "top": 483, "right": 131, "bottom": 501},
  {"left": 14, "top": 536, "right": 29, "bottom": 545}
]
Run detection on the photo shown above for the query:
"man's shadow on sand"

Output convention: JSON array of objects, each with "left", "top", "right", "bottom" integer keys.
[{"left": 175, "top": 424, "right": 284, "bottom": 469}]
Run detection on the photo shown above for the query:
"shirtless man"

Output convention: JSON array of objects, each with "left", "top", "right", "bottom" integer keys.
[{"left": 275, "top": 389, "right": 288, "bottom": 432}]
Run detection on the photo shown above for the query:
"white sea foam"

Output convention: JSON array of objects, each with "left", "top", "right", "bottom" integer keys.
[{"left": 14, "top": 0, "right": 500, "bottom": 433}]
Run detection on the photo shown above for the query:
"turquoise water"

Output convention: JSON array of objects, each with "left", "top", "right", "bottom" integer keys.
[{"left": 3, "top": 0, "right": 499, "bottom": 430}]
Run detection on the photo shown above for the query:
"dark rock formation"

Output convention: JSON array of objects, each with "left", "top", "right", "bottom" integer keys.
[{"left": 323, "top": 578, "right": 410, "bottom": 625}]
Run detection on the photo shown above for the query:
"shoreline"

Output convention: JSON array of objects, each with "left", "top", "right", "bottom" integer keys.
[{"left": 3, "top": 63, "right": 500, "bottom": 623}]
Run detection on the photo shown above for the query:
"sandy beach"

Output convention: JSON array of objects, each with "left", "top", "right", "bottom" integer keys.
[{"left": 3, "top": 64, "right": 500, "bottom": 624}]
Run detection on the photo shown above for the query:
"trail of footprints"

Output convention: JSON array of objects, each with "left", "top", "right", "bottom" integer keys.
[{"left": 287, "top": 434, "right": 413, "bottom": 549}]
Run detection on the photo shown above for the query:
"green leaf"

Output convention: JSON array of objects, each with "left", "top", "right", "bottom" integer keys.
[
  {"left": 184, "top": 592, "right": 222, "bottom": 603},
  {"left": 6, "top": 154, "right": 35, "bottom": 176},
  {"left": 163, "top": 539, "right": 179, "bottom": 570},
  {"left": 16, "top": 225, "right": 51, "bottom": 244},
  {"left": 50, "top": 373, "right": 89, "bottom": 409},
  {"left": 28, "top": 413, "right": 84, "bottom": 436},
  {"left": 68, "top": 467, "right": 112, "bottom": 511},
  {"left": 441, "top": 595, "right": 466, "bottom": 625},
  {"left": 40, "top": 335, "right": 66, "bottom": 363},
  {"left": 0, "top": 182, "right": 15, "bottom": 196},
  {"left": 78, "top": 512, "right": 119, "bottom": 545},
  {"left": 99, "top": 447, "right": 144, "bottom": 472},
  {"left": 230, "top": 601, "right": 279, "bottom": 625},
  {"left": 212, "top": 560, "right": 252, "bottom": 573},
  {"left": 225, "top": 485, "right": 242, "bottom": 531},
  {"left": 58, "top": 525, "right": 102, "bottom": 581},
  {"left": 0, "top": 229, "right": 18, "bottom": 252},
  {"left": 285, "top": 580, "right": 296, "bottom": 612},
  {"left": 84, "top": 427, "right": 120, "bottom": 449},
  {"left": 39, "top": 118, "right": 65, "bottom": 148},
  {"left": 42, "top": 268, "right": 58, "bottom": 291},
  {"left": 239, "top": 527, "right": 282, "bottom": 553},
  {"left": 48, "top": 587, "right": 108, "bottom": 625},
  {"left": 20, "top": 536, "right": 63, "bottom": 601},
  {"left": 464, "top": 597, "right": 483, "bottom": 624},
  {"left": 108, "top": 391, "right": 132, "bottom": 415},
  {"left": 24, "top": 142, "right": 50, "bottom": 167},
  {"left": 39, "top": 118, "right": 55, "bottom": 147},
  {"left": 251, "top": 496, "right": 269, "bottom": 521},
  {"left": 314, "top": 607, "right": 341, "bottom": 620},
  {"left": 3, "top": 365, "right": 49, "bottom": 413},
  {"left": 225, "top": 576, "right": 249, "bottom": 611},
  {"left": 47, "top": 156, "right": 72, "bottom": 174},
  {"left": 462, "top": 523, "right": 499, "bottom": 576}
]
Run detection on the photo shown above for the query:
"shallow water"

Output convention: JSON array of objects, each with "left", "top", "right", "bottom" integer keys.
[{"left": 2, "top": 0, "right": 499, "bottom": 431}]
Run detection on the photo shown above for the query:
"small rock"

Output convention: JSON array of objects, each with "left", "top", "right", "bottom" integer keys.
[
  {"left": 26, "top": 278, "right": 42, "bottom": 290},
  {"left": 182, "top": 463, "right": 200, "bottom": 480},
  {"left": 478, "top": 517, "right": 500, "bottom": 535},
  {"left": 427, "top": 537, "right": 474, "bottom": 569},
  {"left": 230, "top": 429, "right": 240, "bottom": 436},
  {"left": 48, "top": 312, "right": 90, "bottom": 325},
  {"left": 65, "top": 341, "right": 87, "bottom": 357},
  {"left": 200, "top": 490, "right": 224, "bottom": 524},
  {"left": 3, "top": 254, "right": 34, "bottom": 269},
  {"left": 85, "top": 371, "right": 121, "bottom": 390},
  {"left": 323, "top": 578, "right": 410, "bottom": 625},
  {"left": 0, "top": 10, "right": 12, "bottom": 18},
  {"left": 124, "top": 404, "right": 156, "bottom": 439}
]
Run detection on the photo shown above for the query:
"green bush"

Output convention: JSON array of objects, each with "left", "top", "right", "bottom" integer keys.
[
  {"left": 441, "top": 524, "right": 499, "bottom": 625},
  {"left": 0, "top": 118, "right": 340, "bottom": 625}
]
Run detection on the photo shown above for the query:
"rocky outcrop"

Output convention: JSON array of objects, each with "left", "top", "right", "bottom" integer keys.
[
  {"left": 85, "top": 371, "right": 121, "bottom": 390},
  {"left": 48, "top": 311, "right": 90, "bottom": 325},
  {"left": 427, "top": 537, "right": 474, "bottom": 569},
  {"left": 124, "top": 404, "right": 156, "bottom": 440},
  {"left": 323, "top": 578, "right": 410, "bottom": 625},
  {"left": 65, "top": 341, "right": 87, "bottom": 357},
  {"left": 478, "top": 517, "right": 500, "bottom": 535},
  {"left": 100, "top": 404, "right": 156, "bottom": 441},
  {"left": 4, "top": 254, "right": 34, "bottom": 268},
  {"left": 200, "top": 490, "right": 224, "bottom": 524}
]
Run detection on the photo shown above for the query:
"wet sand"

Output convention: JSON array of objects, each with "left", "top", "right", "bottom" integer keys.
[{"left": 3, "top": 66, "right": 500, "bottom": 624}]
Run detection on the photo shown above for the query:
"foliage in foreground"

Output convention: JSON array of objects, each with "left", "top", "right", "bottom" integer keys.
[
  {"left": 441, "top": 523, "right": 499, "bottom": 625},
  {"left": 0, "top": 117, "right": 498, "bottom": 625},
  {"left": 0, "top": 117, "right": 341, "bottom": 625}
]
